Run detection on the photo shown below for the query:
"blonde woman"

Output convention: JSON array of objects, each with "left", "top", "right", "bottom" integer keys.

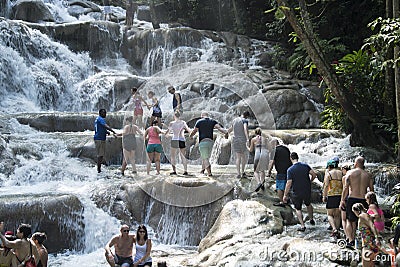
[{"left": 322, "top": 159, "right": 343, "bottom": 238}]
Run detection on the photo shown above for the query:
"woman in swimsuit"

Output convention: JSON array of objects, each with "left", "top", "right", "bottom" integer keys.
[
  {"left": 147, "top": 91, "right": 162, "bottom": 127},
  {"left": 144, "top": 120, "right": 166, "bottom": 175},
  {"left": 352, "top": 203, "right": 381, "bottom": 267},
  {"left": 118, "top": 116, "right": 143, "bottom": 175},
  {"left": 32, "top": 232, "right": 48, "bottom": 267},
  {"left": 247, "top": 128, "right": 269, "bottom": 192},
  {"left": 131, "top": 87, "right": 149, "bottom": 128},
  {"left": 133, "top": 225, "right": 152, "bottom": 267},
  {"left": 365, "top": 191, "right": 385, "bottom": 233},
  {"left": 322, "top": 159, "right": 343, "bottom": 238}
]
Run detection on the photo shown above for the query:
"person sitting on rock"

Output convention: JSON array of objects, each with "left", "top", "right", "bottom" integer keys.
[
  {"left": 0, "top": 222, "right": 40, "bottom": 267},
  {"left": 0, "top": 231, "right": 16, "bottom": 267},
  {"left": 105, "top": 225, "right": 136, "bottom": 267},
  {"left": 31, "top": 232, "right": 48, "bottom": 267}
]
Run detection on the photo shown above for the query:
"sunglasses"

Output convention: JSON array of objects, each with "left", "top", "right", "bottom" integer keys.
[
  {"left": 138, "top": 231, "right": 146, "bottom": 233},
  {"left": 122, "top": 230, "right": 129, "bottom": 233}
]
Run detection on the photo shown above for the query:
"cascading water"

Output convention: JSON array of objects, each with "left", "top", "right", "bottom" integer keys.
[{"left": 1, "top": 0, "right": 397, "bottom": 265}]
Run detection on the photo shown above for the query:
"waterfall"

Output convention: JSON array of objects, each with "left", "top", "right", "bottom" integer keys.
[
  {"left": 299, "top": 84, "right": 324, "bottom": 113},
  {"left": 0, "top": 118, "right": 120, "bottom": 254},
  {"left": 0, "top": 0, "right": 11, "bottom": 18},
  {"left": 156, "top": 204, "right": 213, "bottom": 246},
  {"left": 0, "top": 20, "right": 93, "bottom": 113},
  {"left": 374, "top": 168, "right": 400, "bottom": 196}
]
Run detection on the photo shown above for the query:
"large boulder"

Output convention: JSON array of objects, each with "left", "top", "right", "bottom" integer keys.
[
  {"left": 14, "top": 112, "right": 124, "bottom": 132},
  {"left": 28, "top": 21, "right": 121, "bottom": 59},
  {"left": 92, "top": 174, "right": 250, "bottom": 246},
  {"left": 12, "top": 0, "right": 54, "bottom": 22},
  {"left": 0, "top": 194, "right": 84, "bottom": 253},
  {"left": 190, "top": 199, "right": 285, "bottom": 266},
  {"left": 67, "top": 0, "right": 101, "bottom": 18}
]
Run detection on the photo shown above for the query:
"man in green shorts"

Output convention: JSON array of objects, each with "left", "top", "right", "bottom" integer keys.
[{"left": 189, "top": 112, "right": 227, "bottom": 176}]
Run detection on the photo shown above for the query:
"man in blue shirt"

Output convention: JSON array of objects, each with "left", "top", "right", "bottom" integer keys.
[
  {"left": 189, "top": 112, "right": 227, "bottom": 176},
  {"left": 94, "top": 109, "right": 116, "bottom": 173},
  {"left": 283, "top": 152, "right": 317, "bottom": 232}
]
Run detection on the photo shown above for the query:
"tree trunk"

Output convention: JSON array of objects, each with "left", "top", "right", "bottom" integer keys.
[
  {"left": 385, "top": 0, "right": 395, "bottom": 117},
  {"left": 393, "top": 0, "right": 400, "bottom": 161},
  {"left": 232, "top": 0, "right": 243, "bottom": 33},
  {"left": 277, "top": 0, "right": 380, "bottom": 147},
  {"left": 150, "top": 0, "right": 160, "bottom": 29}
]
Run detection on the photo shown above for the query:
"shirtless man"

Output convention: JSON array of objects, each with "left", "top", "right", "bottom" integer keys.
[
  {"left": 340, "top": 156, "right": 374, "bottom": 248},
  {"left": 105, "top": 225, "right": 136, "bottom": 267},
  {"left": 0, "top": 222, "right": 39, "bottom": 267}
]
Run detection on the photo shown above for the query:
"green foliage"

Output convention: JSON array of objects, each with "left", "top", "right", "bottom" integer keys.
[
  {"left": 287, "top": 35, "right": 347, "bottom": 79},
  {"left": 320, "top": 49, "right": 386, "bottom": 132},
  {"left": 392, "top": 195, "right": 400, "bottom": 227},
  {"left": 320, "top": 104, "right": 350, "bottom": 132},
  {"left": 270, "top": 44, "right": 288, "bottom": 70},
  {"left": 364, "top": 17, "right": 400, "bottom": 69}
]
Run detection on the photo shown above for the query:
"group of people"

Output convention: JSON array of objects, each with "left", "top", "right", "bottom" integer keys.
[
  {"left": 322, "top": 156, "right": 400, "bottom": 266},
  {"left": 270, "top": 151, "right": 400, "bottom": 266},
  {"left": 0, "top": 222, "right": 48, "bottom": 267},
  {"left": 105, "top": 224, "right": 152, "bottom": 267},
  {"left": 94, "top": 86, "right": 183, "bottom": 174}
]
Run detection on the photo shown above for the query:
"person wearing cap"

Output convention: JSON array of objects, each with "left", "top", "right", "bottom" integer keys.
[
  {"left": 0, "top": 222, "right": 39, "bottom": 267},
  {"left": 167, "top": 86, "right": 182, "bottom": 113},
  {"left": 105, "top": 225, "right": 136, "bottom": 267},
  {"left": 283, "top": 152, "right": 317, "bottom": 232},
  {"left": 0, "top": 231, "right": 15, "bottom": 267},
  {"left": 322, "top": 159, "right": 343, "bottom": 238}
]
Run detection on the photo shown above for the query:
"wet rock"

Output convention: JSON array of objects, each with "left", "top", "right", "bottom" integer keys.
[
  {"left": 28, "top": 21, "right": 121, "bottom": 59},
  {"left": 264, "top": 88, "right": 321, "bottom": 129},
  {"left": 67, "top": 0, "right": 101, "bottom": 18},
  {"left": 137, "top": 5, "right": 151, "bottom": 21},
  {"left": 12, "top": 0, "right": 55, "bottom": 22},
  {"left": 14, "top": 112, "right": 124, "bottom": 132},
  {"left": 194, "top": 199, "right": 284, "bottom": 265},
  {"left": 0, "top": 194, "right": 84, "bottom": 253}
]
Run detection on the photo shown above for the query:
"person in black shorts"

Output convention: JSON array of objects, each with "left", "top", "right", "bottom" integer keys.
[
  {"left": 147, "top": 91, "right": 162, "bottom": 126},
  {"left": 283, "top": 152, "right": 317, "bottom": 232},
  {"left": 166, "top": 111, "right": 192, "bottom": 175},
  {"left": 268, "top": 139, "right": 292, "bottom": 206},
  {"left": 340, "top": 156, "right": 373, "bottom": 248}
]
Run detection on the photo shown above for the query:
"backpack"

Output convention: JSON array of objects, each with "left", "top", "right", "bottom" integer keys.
[{"left": 24, "top": 243, "right": 36, "bottom": 267}]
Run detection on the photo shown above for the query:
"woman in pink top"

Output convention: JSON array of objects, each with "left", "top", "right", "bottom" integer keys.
[
  {"left": 365, "top": 191, "right": 385, "bottom": 232},
  {"left": 144, "top": 120, "right": 165, "bottom": 175},
  {"left": 131, "top": 87, "right": 149, "bottom": 128}
]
